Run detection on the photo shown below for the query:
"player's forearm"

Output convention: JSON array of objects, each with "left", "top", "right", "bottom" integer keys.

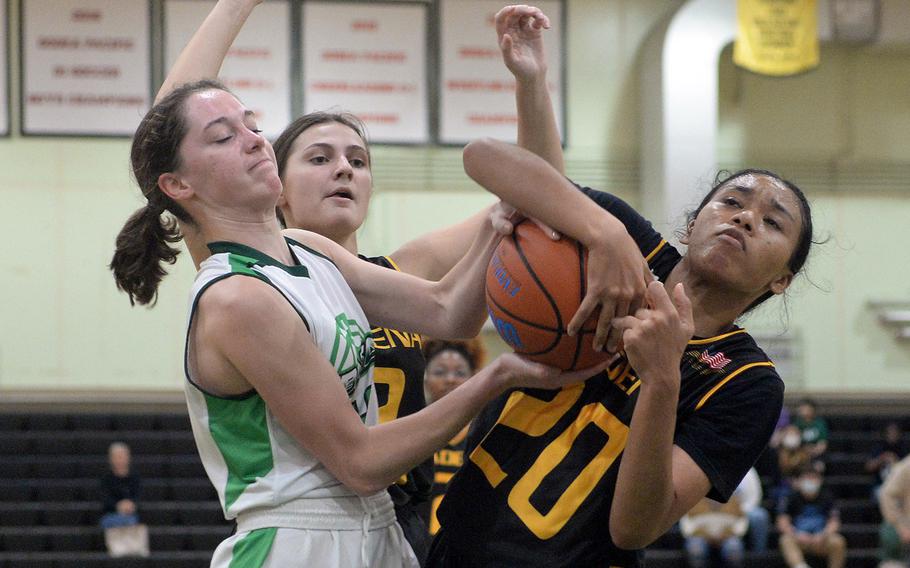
[
  {"left": 156, "top": 0, "right": 258, "bottom": 103},
  {"left": 350, "top": 362, "right": 509, "bottom": 494},
  {"left": 609, "top": 378, "right": 680, "bottom": 548},
  {"left": 463, "top": 138, "right": 622, "bottom": 252},
  {"left": 516, "top": 75, "right": 565, "bottom": 174},
  {"left": 430, "top": 218, "right": 500, "bottom": 338},
  {"left": 391, "top": 206, "right": 493, "bottom": 281}
]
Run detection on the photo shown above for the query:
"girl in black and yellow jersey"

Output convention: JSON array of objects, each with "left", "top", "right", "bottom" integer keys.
[
  {"left": 426, "top": 6, "right": 817, "bottom": 568},
  {"left": 417, "top": 339, "right": 488, "bottom": 536}
]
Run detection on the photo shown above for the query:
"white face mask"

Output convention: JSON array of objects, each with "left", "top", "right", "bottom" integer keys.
[
  {"left": 799, "top": 478, "right": 821, "bottom": 496},
  {"left": 783, "top": 433, "right": 801, "bottom": 449}
]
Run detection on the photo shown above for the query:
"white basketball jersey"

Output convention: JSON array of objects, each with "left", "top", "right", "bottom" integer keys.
[{"left": 183, "top": 237, "right": 380, "bottom": 520}]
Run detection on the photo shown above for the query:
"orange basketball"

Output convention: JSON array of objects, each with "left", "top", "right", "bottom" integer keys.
[{"left": 485, "top": 221, "right": 606, "bottom": 371}]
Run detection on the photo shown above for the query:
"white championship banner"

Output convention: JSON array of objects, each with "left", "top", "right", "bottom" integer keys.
[
  {"left": 165, "top": 0, "right": 291, "bottom": 140},
  {"left": 302, "top": 1, "right": 429, "bottom": 144},
  {"left": 22, "top": 0, "right": 151, "bottom": 136},
  {"left": 439, "top": 0, "right": 564, "bottom": 145}
]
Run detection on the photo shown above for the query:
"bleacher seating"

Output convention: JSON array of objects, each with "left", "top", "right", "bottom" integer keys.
[
  {"left": 0, "top": 409, "right": 902, "bottom": 567},
  {"left": 645, "top": 414, "right": 905, "bottom": 567},
  {"left": 0, "top": 411, "right": 232, "bottom": 568}
]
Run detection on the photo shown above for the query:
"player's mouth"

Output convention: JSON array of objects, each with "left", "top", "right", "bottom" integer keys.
[
  {"left": 717, "top": 228, "right": 746, "bottom": 251},
  {"left": 327, "top": 187, "right": 354, "bottom": 201}
]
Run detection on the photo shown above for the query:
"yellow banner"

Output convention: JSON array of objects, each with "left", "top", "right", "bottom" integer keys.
[{"left": 733, "top": 0, "right": 819, "bottom": 76}]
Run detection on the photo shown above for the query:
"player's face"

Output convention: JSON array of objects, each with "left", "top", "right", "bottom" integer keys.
[
  {"left": 171, "top": 90, "right": 281, "bottom": 215},
  {"left": 278, "top": 122, "right": 373, "bottom": 243},
  {"left": 683, "top": 173, "right": 803, "bottom": 301},
  {"left": 425, "top": 350, "right": 473, "bottom": 403}
]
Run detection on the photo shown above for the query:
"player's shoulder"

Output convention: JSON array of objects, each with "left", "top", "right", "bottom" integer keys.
[{"left": 198, "top": 275, "right": 290, "bottom": 327}]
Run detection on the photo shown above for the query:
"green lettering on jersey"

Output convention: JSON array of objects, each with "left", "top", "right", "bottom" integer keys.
[{"left": 330, "top": 313, "right": 375, "bottom": 423}]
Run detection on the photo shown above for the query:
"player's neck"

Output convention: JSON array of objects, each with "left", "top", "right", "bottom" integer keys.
[
  {"left": 203, "top": 217, "right": 294, "bottom": 265},
  {"left": 665, "top": 262, "right": 748, "bottom": 338}
]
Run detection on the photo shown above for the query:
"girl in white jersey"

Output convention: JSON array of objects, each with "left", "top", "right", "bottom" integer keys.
[{"left": 109, "top": 81, "right": 618, "bottom": 567}]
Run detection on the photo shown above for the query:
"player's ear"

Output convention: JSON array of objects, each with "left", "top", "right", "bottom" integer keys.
[{"left": 679, "top": 219, "right": 695, "bottom": 245}]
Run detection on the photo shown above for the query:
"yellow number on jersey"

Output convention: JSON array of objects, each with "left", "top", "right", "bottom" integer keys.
[
  {"left": 469, "top": 387, "right": 629, "bottom": 539},
  {"left": 374, "top": 367, "right": 406, "bottom": 423}
]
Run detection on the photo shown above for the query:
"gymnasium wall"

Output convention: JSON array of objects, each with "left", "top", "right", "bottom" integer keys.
[{"left": 0, "top": 0, "right": 907, "bottom": 394}]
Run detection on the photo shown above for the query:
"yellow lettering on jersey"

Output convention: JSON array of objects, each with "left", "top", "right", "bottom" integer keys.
[
  {"left": 435, "top": 471, "right": 455, "bottom": 485},
  {"left": 608, "top": 360, "right": 641, "bottom": 395},
  {"left": 508, "top": 402, "right": 629, "bottom": 539},
  {"left": 374, "top": 367, "right": 408, "bottom": 485},
  {"left": 389, "top": 329, "right": 413, "bottom": 348},
  {"left": 374, "top": 367, "right": 406, "bottom": 423},
  {"left": 372, "top": 328, "right": 391, "bottom": 349},
  {"left": 472, "top": 445, "right": 507, "bottom": 488},
  {"left": 371, "top": 327, "right": 422, "bottom": 350},
  {"left": 499, "top": 384, "right": 585, "bottom": 436},
  {"left": 470, "top": 385, "right": 583, "bottom": 487},
  {"left": 435, "top": 449, "right": 464, "bottom": 468}
]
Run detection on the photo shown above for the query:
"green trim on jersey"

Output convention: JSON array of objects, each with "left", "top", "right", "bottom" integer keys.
[
  {"left": 205, "top": 393, "right": 275, "bottom": 509},
  {"left": 209, "top": 241, "right": 310, "bottom": 278},
  {"left": 228, "top": 527, "right": 277, "bottom": 568},
  {"left": 284, "top": 236, "right": 337, "bottom": 267}
]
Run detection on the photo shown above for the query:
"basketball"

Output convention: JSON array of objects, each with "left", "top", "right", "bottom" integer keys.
[{"left": 485, "top": 221, "right": 606, "bottom": 371}]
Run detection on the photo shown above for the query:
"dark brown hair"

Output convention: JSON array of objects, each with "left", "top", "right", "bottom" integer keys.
[{"left": 110, "top": 79, "right": 229, "bottom": 306}]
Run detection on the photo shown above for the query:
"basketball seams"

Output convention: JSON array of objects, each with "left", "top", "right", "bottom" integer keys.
[
  {"left": 512, "top": 225, "right": 564, "bottom": 331},
  {"left": 485, "top": 221, "right": 606, "bottom": 371},
  {"left": 486, "top": 290, "right": 564, "bottom": 356}
]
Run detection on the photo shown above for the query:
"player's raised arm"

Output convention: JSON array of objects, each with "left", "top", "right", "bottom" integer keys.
[
  {"left": 496, "top": 4, "right": 564, "bottom": 174},
  {"left": 156, "top": 0, "right": 261, "bottom": 103},
  {"left": 463, "top": 137, "right": 650, "bottom": 353}
]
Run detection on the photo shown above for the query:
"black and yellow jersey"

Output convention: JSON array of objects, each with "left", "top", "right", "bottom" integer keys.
[
  {"left": 359, "top": 254, "right": 434, "bottom": 508},
  {"left": 418, "top": 425, "right": 468, "bottom": 536},
  {"left": 430, "top": 187, "right": 784, "bottom": 567}
]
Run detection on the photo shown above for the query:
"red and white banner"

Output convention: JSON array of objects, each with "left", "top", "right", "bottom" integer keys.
[
  {"left": 439, "top": 0, "right": 564, "bottom": 145},
  {"left": 21, "top": 0, "right": 150, "bottom": 136},
  {"left": 0, "top": 0, "right": 8, "bottom": 135},
  {"left": 302, "top": 1, "right": 428, "bottom": 144},
  {"left": 165, "top": 0, "right": 291, "bottom": 140}
]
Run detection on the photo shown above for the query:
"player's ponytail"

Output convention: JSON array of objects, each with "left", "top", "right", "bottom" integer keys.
[
  {"left": 110, "top": 79, "right": 228, "bottom": 306},
  {"left": 110, "top": 197, "right": 183, "bottom": 306}
]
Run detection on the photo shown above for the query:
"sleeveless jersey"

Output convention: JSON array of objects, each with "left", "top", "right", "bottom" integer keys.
[
  {"left": 359, "top": 254, "right": 434, "bottom": 507},
  {"left": 184, "top": 238, "right": 382, "bottom": 521},
  {"left": 433, "top": 187, "right": 785, "bottom": 567}
]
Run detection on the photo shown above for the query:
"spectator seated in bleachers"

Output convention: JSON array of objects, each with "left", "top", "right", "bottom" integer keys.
[
  {"left": 99, "top": 442, "right": 149, "bottom": 557},
  {"left": 795, "top": 399, "right": 829, "bottom": 461},
  {"left": 777, "top": 462, "right": 846, "bottom": 568},
  {"left": 777, "top": 424, "right": 814, "bottom": 504},
  {"left": 878, "top": 453, "right": 910, "bottom": 568},
  {"left": 867, "top": 421, "right": 908, "bottom": 501},
  {"left": 680, "top": 494, "right": 746, "bottom": 567}
]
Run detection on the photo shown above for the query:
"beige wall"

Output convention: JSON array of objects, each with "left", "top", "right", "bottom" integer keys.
[{"left": 1, "top": 0, "right": 908, "bottom": 393}]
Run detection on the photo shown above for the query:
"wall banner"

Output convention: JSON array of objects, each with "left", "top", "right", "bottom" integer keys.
[
  {"left": 302, "top": 1, "right": 429, "bottom": 144},
  {"left": 164, "top": 0, "right": 292, "bottom": 140},
  {"left": 733, "top": 0, "right": 819, "bottom": 76},
  {"left": 21, "top": 0, "right": 151, "bottom": 136}
]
